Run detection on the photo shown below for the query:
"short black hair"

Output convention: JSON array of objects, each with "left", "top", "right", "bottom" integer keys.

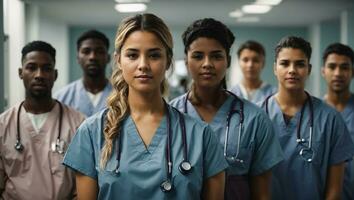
[
  {"left": 77, "top": 29, "right": 109, "bottom": 51},
  {"left": 237, "top": 40, "right": 265, "bottom": 58},
  {"left": 21, "top": 40, "right": 56, "bottom": 63},
  {"left": 275, "top": 36, "right": 312, "bottom": 62},
  {"left": 322, "top": 43, "right": 354, "bottom": 66},
  {"left": 182, "top": 18, "right": 235, "bottom": 55}
]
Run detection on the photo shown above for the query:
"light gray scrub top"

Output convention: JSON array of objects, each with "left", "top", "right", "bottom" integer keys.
[
  {"left": 54, "top": 79, "right": 112, "bottom": 117},
  {"left": 231, "top": 82, "right": 277, "bottom": 105}
]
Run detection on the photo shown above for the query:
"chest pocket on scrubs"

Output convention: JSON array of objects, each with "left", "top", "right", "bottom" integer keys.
[
  {"left": 226, "top": 143, "right": 254, "bottom": 172},
  {"left": 309, "top": 140, "right": 324, "bottom": 166},
  {"left": 49, "top": 130, "right": 71, "bottom": 175},
  {"left": 171, "top": 162, "right": 203, "bottom": 197}
]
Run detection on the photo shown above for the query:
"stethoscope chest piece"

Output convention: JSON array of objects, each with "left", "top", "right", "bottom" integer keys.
[
  {"left": 160, "top": 180, "right": 173, "bottom": 193},
  {"left": 179, "top": 161, "right": 192, "bottom": 174},
  {"left": 299, "top": 147, "right": 314, "bottom": 162},
  {"left": 51, "top": 139, "right": 66, "bottom": 154},
  {"left": 14, "top": 140, "right": 24, "bottom": 152}
]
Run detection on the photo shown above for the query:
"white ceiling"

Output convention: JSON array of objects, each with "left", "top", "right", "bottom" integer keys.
[{"left": 23, "top": 0, "right": 354, "bottom": 27}]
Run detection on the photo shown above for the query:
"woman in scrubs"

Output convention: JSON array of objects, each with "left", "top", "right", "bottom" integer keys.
[
  {"left": 261, "top": 36, "right": 354, "bottom": 200},
  {"left": 170, "top": 18, "right": 284, "bottom": 200},
  {"left": 63, "top": 13, "right": 227, "bottom": 200},
  {"left": 230, "top": 40, "right": 277, "bottom": 104}
]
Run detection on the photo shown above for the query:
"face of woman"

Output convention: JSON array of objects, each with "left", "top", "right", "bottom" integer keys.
[
  {"left": 239, "top": 49, "right": 264, "bottom": 81},
  {"left": 186, "top": 37, "right": 228, "bottom": 89},
  {"left": 274, "top": 48, "right": 311, "bottom": 92},
  {"left": 117, "top": 31, "right": 168, "bottom": 94}
]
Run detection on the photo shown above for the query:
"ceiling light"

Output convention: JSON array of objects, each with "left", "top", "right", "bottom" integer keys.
[
  {"left": 115, "top": 0, "right": 150, "bottom": 3},
  {"left": 229, "top": 10, "right": 244, "bottom": 18},
  {"left": 237, "top": 17, "right": 260, "bottom": 23},
  {"left": 255, "top": 0, "right": 282, "bottom": 6},
  {"left": 242, "top": 4, "right": 272, "bottom": 14},
  {"left": 115, "top": 3, "right": 147, "bottom": 13}
]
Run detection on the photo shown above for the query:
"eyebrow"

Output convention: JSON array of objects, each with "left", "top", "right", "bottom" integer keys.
[{"left": 125, "top": 47, "right": 163, "bottom": 52}]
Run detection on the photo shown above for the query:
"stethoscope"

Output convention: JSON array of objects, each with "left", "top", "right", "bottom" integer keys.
[
  {"left": 263, "top": 91, "right": 314, "bottom": 162},
  {"left": 183, "top": 90, "right": 245, "bottom": 164},
  {"left": 16, "top": 100, "right": 65, "bottom": 154},
  {"left": 102, "top": 101, "right": 192, "bottom": 193}
]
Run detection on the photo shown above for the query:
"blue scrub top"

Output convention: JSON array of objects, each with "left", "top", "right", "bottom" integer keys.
[
  {"left": 170, "top": 93, "right": 284, "bottom": 199},
  {"left": 54, "top": 79, "right": 112, "bottom": 117},
  {"left": 325, "top": 94, "right": 354, "bottom": 200},
  {"left": 261, "top": 95, "right": 354, "bottom": 200},
  {"left": 63, "top": 105, "right": 227, "bottom": 200},
  {"left": 230, "top": 83, "right": 277, "bottom": 105}
]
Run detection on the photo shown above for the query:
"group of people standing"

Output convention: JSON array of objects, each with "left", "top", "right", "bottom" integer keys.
[{"left": 0, "top": 12, "right": 353, "bottom": 200}]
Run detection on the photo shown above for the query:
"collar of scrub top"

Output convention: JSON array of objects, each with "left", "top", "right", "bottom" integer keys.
[
  {"left": 15, "top": 100, "right": 64, "bottom": 154},
  {"left": 263, "top": 91, "right": 314, "bottom": 162},
  {"left": 102, "top": 100, "right": 192, "bottom": 192},
  {"left": 183, "top": 90, "right": 245, "bottom": 164}
]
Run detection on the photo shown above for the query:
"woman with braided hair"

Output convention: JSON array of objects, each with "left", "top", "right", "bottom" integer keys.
[{"left": 63, "top": 13, "right": 227, "bottom": 200}]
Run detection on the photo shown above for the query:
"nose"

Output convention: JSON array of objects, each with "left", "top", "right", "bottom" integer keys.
[
  {"left": 34, "top": 68, "right": 45, "bottom": 80},
  {"left": 89, "top": 51, "right": 98, "bottom": 60},
  {"left": 288, "top": 63, "right": 296, "bottom": 74},
  {"left": 138, "top": 55, "right": 150, "bottom": 71},
  {"left": 333, "top": 67, "right": 341, "bottom": 76},
  {"left": 202, "top": 56, "right": 213, "bottom": 69}
]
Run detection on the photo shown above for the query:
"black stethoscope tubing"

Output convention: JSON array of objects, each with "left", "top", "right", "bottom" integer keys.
[
  {"left": 104, "top": 101, "right": 192, "bottom": 192},
  {"left": 183, "top": 90, "right": 245, "bottom": 163},
  {"left": 263, "top": 91, "right": 314, "bottom": 162},
  {"left": 15, "top": 100, "right": 63, "bottom": 152}
]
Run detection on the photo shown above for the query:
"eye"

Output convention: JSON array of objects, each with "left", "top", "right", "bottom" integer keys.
[
  {"left": 278, "top": 61, "right": 288, "bottom": 67},
  {"left": 81, "top": 48, "right": 91, "bottom": 55},
  {"left": 126, "top": 52, "right": 138, "bottom": 60},
  {"left": 42, "top": 65, "right": 54, "bottom": 72},
  {"left": 211, "top": 53, "right": 225, "bottom": 60},
  {"left": 191, "top": 53, "right": 203, "bottom": 60},
  {"left": 149, "top": 52, "right": 162, "bottom": 59}
]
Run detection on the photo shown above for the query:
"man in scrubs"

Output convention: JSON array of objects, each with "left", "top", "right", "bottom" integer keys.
[
  {"left": 0, "top": 41, "right": 85, "bottom": 199},
  {"left": 322, "top": 43, "right": 354, "bottom": 200},
  {"left": 231, "top": 40, "right": 277, "bottom": 104},
  {"left": 55, "top": 30, "right": 112, "bottom": 117},
  {"left": 261, "top": 36, "right": 354, "bottom": 200}
]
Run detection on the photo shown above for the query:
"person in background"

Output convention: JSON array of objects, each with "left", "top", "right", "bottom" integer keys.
[
  {"left": 63, "top": 13, "right": 227, "bottom": 200},
  {"left": 261, "top": 36, "right": 354, "bottom": 200},
  {"left": 231, "top": 40, "right": 276, "bottom": 104},
  {"left": 321, "top": 43, "right": 354, "bottom": 200},
  {"left": 55, "top": 30, "right": 112, "bottom": 117},
  {"left": 0, "top": 41, "right": 85, "bottom": 199},
  {"left": 170, "top": 18, "right": 284, "bottom": 200}
]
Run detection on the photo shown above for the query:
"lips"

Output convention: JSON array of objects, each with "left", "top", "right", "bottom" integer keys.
[
  {"left": 32, "top": 83, "right": 47, "bottom": 89},
  {"left": 135, "top": 74, "right": 153, "bottom": 81},
  {"left": 199, "top": 72, "right": 215, "bottom": 78}
]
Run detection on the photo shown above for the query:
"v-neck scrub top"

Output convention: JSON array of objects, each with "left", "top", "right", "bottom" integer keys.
[
  {"left": 0, "top": 102, "right": 85, "bottom": 199},
  {"left": 261, "top": 95, "right": 354, "bottom": 200},
  {"left": 170, "top": 93, "right": 284, "bottom": 200},
  {"left": 63, "top": 105, "right": 228, "bottom": 200}
]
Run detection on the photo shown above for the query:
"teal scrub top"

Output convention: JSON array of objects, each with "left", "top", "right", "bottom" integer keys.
[
  {"left": 63, "top": 105, "right": 227, "bottom": 200},
  {"left": 261, "top": 95, "right": 354, "bottom": 200},
  {"left": 170, "top": 93, "right": 284, "bottom": 199},
  {"left": 54, "top": 79, "right": 112, "bottom": 117}
]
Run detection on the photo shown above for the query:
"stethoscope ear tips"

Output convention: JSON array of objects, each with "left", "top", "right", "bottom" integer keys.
[
  {"left": 160, "top": 180, "right": 173, "bottom": 193},
  {"left": 179, "top": 161, "right": 192, "bottom": 175},
  {"left": 14, "top": 140, "right": 24, "bottom": 152}
]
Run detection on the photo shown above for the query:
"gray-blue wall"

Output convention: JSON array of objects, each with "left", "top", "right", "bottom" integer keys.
[{"left": 68, "top": 25, "right": 308, "bottom": 88}]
